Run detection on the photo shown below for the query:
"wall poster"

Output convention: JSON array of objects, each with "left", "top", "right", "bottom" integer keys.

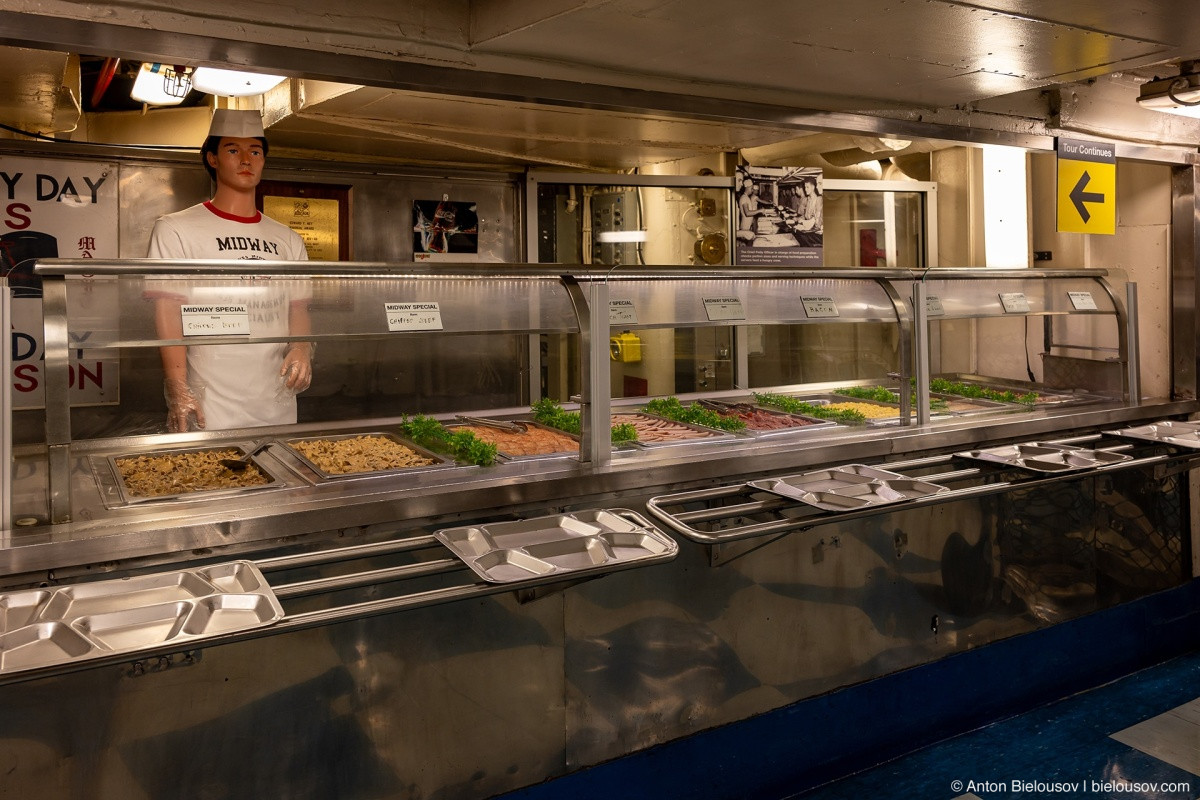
[
  {"left": 2, "top": 157, "right": 121, "bottom": 408},
  {"left": 413, "top": 196, "right": 479, "bottom": 261},
  {"left": 734, "top": 165, "right": 823, "bottom": 265}
]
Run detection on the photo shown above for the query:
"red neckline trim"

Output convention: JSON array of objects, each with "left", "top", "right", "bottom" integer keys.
[{"left": 203, "top": 201, "right": 261, "bottom": 224}]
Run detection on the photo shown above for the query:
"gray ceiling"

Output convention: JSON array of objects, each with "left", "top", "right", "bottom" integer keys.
[{"left": 1, "top": 1, "right": 1199, "bottom": 170}]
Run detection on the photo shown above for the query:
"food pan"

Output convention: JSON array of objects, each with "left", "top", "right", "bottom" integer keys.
[
  {"left": 955, "top": 442, "right": 1132, "bottom": 473},
  {"left": 747, "top": 464, "right": 948, "bottom": 511},
  {"left": 281, "top": 431, "right": 454, "bottom": 480},
  {"left": 434, "top": 508, "right": 676, "bottom": 584},
  {"left": 0, "top": 560, "right": 284, "bottom": 677},
  {"left": 699, "top": 401, "right": 839, "bottom": 437},
  {"left": 102, "top": 442, "right": 288, "bottom": 505},
  {"left": 446, "top": 419, "right": 580, "bottom": 460},
  {"left": 1106, "top": 420, "right": 1200, "bottom": 449},
  {"left": 611, "top": 412, "right": 740, "bottom": 447}
]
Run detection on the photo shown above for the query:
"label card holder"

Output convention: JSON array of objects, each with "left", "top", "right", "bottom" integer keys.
[
  {"left": 703, "top": 297, "right": 746, "bottom": 321},
  {"left": 181, "top": 304, "right": 250, "bottom": 336},
  {"left": 1067, "top": 291, "right": 1098, "bottom": 311},
  {"left": 801, "top": 295, "right": 839, "bottom": 318},
  {"left": 999, "top": 292, "right": 1031, "bottom": 313},
  {"left": 386, "top": 302, "right": 444, "bottom": 332},
  {"left": 609, "top": 299, "right": 639, "bottom": 325}
]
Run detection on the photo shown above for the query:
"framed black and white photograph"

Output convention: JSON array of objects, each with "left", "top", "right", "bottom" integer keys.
[{"left": 734, "top": 165, "right": 823, "bottom": 265}]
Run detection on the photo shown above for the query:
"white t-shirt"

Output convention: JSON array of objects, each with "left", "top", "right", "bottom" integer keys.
[{"left": 146, "top": 202, "right": 311, "bottom": 430}]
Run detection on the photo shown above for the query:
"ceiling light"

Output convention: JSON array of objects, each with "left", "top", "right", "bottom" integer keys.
[
  {"left": 130, "top": 62, "right": 191, "bottom": 106},
  {"left": 190, "top": 67, "right": 286, "bottom": 97},
  {"left": 1137, "top": 70, "right": 1200, "bottom": 118}
]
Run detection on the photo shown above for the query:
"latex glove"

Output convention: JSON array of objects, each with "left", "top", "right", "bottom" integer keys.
[
  {"left": 280, "top": 343, "right": 313, "bottom": 393},
  {"left": 164, "top": 377, "right": 205, "bottom": 432}
]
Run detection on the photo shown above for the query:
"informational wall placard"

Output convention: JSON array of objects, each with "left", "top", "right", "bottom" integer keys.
[
  {"left": 181, "top": 304, "right": 250, "bottom": 336},
  {"left": 609, "top": 299, "right": 638, "bottom": 326},
  {"left": 1056, "top": 138, "right": 1116, "bottom": 235},
  {"left": 262, "top": 195, "right": 340, "bottom": 261},
  {"left": 926, "top": 295, "right": 946, "bottom": 316},
  {"left": 999, "top": 292, "right": 1031, "bottom": 313},
  {"left": 386, "top": 302, "right": 444, "bottom": 332},
  {"left": 1067, "top": 291, "right": 1098, "bottom": 311},
  {"left": 734, "top": 165, "right": 823, "bottom": 265},
  {"left": 702, "top": 297, "right": 746, "bottom": 321},
  {"left": 4, "top": 157, "right": 121, "bottom": 409},
  {"left": 801, "top": 295, "right": 839, "bottom": 318}
]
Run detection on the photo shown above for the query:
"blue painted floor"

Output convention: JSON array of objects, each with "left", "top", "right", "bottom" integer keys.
[{"left": 789, "top": 649, "right": 1200, "bottom": 800}]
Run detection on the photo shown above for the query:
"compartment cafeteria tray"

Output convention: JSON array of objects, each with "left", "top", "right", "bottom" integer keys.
[
  {"left": 954, "top": 442, "right": 1133, "bottom": 473},
  {"left": 1105, "top": 420, "right": 1200, "bottom": 449},
  {"left": 282, "top": 431, "right": 454, "bottom": 479},
  {"left": 0, "top": 561, "right": 283, "bottom": 676},
  {"left": 100, "top": 442, "right": 289, "bottom": 505},
  {"left": 434, "top": 508, "right": 677, "bottom": 584},
  {"left": 747, "top": 464, "right": 949, "bottom": 511},
  {"left": 611, "top": 412, "right": 740, "bottom": 446}
]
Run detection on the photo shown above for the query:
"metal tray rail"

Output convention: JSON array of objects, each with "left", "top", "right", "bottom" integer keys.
[
  {"left": 280, "top": 431, "right": 456, "bottom": 481},
  {"left": 645, "top": 438, "right": 1173, "bottom": 544},
  {"left": 95, "top": 441, "right": 294, "bottom": 507},
  {"left": 433, "top": 508, "right": 678, "bottom": 583},
  {"left": 0, "top": 561, "right": 283, "bottom": 677}
]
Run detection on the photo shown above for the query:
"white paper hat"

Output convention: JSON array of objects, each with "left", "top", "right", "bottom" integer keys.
[{"left": 207, "top": 109, "right": 265, "bottom": 139}]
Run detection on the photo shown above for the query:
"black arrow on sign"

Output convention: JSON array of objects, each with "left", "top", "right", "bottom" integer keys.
[{"left": 1069, "top": 170, "right": 1104, "bottom": 223}]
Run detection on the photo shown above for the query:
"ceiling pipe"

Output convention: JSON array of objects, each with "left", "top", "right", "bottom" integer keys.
[{"left": 89, "top": 56, "right": 119, "bottom": 109}]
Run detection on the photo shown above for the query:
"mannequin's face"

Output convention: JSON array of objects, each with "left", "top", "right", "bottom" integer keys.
[{"left": 207, "top": 137, "right": 265, "bottom": 192}]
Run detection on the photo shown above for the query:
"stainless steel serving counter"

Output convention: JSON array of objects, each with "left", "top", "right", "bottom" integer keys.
[{"left": 5, "top": 396, "right": 1194, "bottom": 581}]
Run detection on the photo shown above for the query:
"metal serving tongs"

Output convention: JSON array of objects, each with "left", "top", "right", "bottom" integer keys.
[
  {"left": 455, "top": 415, "right": 527, "bottom": 433},
  {"left": 219, "top": 441, "right": 272, "bottom": 472}
]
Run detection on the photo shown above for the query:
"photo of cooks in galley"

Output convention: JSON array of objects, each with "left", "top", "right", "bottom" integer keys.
[{"left": 734, "top": 165, "right": 823, "bottom": 266}]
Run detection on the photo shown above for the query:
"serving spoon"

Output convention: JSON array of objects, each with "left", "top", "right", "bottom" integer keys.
[{"left": 219, "top": 441, "right": 272, "bottom": 472}]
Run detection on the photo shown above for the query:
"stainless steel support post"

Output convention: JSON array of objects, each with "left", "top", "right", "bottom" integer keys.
[
  {"left": 1126, "top": 281, "right": 1141, "bottom": 406},
  {"left": 581, "top": 280, "right": 611, "bottom": 466},
  {"left": 41, "top": 275, "right": 72, "bottom": 524},
  {"left": 912, "top": 281, "right": 930, "bottom": 425}
]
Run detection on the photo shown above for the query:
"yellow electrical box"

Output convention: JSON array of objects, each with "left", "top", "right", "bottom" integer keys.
[{"left": 610, "top": 331, "right": 642, "bottom": 362}]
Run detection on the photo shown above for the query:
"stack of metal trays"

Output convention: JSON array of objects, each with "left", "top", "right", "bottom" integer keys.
[
  {"left": 95, "top": 442, "right": 291, "bottom": 508},
  {"left": 747, "top": 464, "right": 949, "bottom": 511},
  {"left": 434, "top": 509, "right": 677, "bottom": 583},
  {"left": 0, "top": 561, "right": 284, "bottom": 676},
  {"left": 1105, "top": 420, "right": 1200, "bottom": 449},
  {"left": 954, "top": 442, "right": 1132, "bottom": 473},
  {"left": 280, "top": 431, "right": 455, "bottom": 480}
]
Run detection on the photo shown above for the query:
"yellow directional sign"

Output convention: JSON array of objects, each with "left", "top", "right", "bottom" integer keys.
[{"left": 1056, "top": 138, "right": 1116, "bottom": 235}]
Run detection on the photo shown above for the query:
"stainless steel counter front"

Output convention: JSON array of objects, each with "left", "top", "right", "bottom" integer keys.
[{"left": 3, "top": 398, "right": 1194, "bottom": 580}]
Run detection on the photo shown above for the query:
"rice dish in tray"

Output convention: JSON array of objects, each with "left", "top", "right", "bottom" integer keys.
[
  {"left": 289, "top": 435, "right": 436, "bottom": 474},
  {"left": 116, "top": 449, "right": 269, "bottom": 497}
]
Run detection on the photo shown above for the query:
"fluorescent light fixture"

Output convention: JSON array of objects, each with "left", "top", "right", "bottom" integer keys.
[
  {"left": 1137, "top": 72, "right": 1200, "bottom": 118},
  {"left": 130, "top": 62, "right": 190, "bottom": 106},
  {"left": 191, "top": 67, "right": 286, "bottom": 97},
  {"left": 597, "top": 231, "right": 648, "bottom": 243}
]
